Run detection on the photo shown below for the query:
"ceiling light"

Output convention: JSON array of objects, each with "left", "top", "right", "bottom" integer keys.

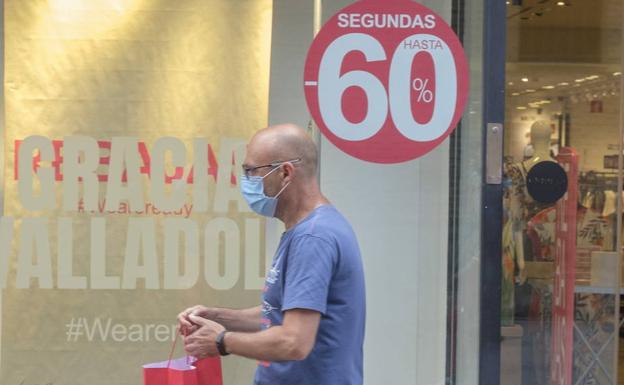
[
  {"left": 517, "top": 106, "right": 527, "bottom": 110},
  {"left": 526, "top": 89, "right": 536, "bottom": 92},
  {"left": 521, "top": 77, "right": 529, "bottom": 82},
  {"left": 542, "top": 85, "right": 555, "bottom": 89},
  {"left": 508, "top": 82, "right": 514, "bottom": 86},
  {"left": 575, "top": 78, "right": 586, "bottom": 83},
  {"left": 511, "top": 92, "right": 520, "bottom": 96},
  {"left": 558, "top": 82, "right": 569, "bottom": 86},
  {"left": 556, "top": 1, "right": 565, "bottom": 5},
  {"left": 585, "top": 75, "right": 599, "bottom": 80},
  {"left": 614, "top": 72, "right": 622, "bottom": 76}
]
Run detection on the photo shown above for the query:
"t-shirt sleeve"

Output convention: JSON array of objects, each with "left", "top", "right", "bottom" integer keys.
[{"left": 282, "top": 234, "right": 336, "bottom": 315}]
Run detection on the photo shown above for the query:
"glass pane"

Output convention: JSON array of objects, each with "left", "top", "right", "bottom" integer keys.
[
  {"left": 319, "top": 1, "right": 454, "bottom": 382},
  {"left": 503, "top": 2, "right": 623, "bottom": 385},
  {"left": 1, "top": 1, "right": 273, "bottom": 384},
  {"left": 316, "top": 1, "right": 484, "bottom": 384},
  {"left": 451, "top": 1, "right": 485, "bottom": 385}
]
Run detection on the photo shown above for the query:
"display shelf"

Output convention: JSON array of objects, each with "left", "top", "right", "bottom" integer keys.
[{"left": 574, "top": 285, "right": 624, "bottom": 295}]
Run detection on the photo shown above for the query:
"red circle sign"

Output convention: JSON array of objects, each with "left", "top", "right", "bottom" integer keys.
[{"left": 304, "top": 0, "right": 469, "bottom": 164}]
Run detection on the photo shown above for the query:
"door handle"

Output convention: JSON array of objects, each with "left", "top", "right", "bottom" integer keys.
[{"left": 486, "top": 123, "right": 503, "bottom": 185}]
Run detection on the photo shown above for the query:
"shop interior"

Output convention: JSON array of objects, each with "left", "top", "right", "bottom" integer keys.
[{"left": 502, "top": 1, "right": 624, "bottom": 384}]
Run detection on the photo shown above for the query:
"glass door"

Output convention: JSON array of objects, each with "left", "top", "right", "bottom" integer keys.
[{"left": 501, "top": 1, "right": 624, "bottom": 385}]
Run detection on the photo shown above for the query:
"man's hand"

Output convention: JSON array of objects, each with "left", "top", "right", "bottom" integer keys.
[
  {"left": 177, "top": 305, "right": 263, "bottom": 334},
  {"left": 177, "top": 305, "right": 213, "bottom": 335},
  {"left": 183, "top": 314, "right": 226, "bottom": 358}
]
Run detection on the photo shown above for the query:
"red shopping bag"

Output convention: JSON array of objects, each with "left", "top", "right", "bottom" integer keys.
[{"left": 143, "top": 332, "right": 223, "bottom": 385}]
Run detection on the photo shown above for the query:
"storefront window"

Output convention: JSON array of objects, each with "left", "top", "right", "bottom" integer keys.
[
  {"left": 2, "top": 1, "right": 273, "bottom": 384},
  {"left": 503, "top": 2, "right": 624, "bottom": 385},
  {"left": 0, "top": 1, "right": 487, "bottom": 384}
]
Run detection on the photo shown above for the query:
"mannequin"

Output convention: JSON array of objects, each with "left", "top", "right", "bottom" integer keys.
[
  {"left": 507, "top": 120, "right": 555, "bottom": 282},
  {"left": 524, "top": 120, "right": 555, "bottom": 171},
  {"left": 503, "top": 120, "right": 558, "bottom": 384}
]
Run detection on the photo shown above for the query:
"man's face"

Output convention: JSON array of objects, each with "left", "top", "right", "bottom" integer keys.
[{"left": 242, "top": 136, "right": 284, "bottom": 198}]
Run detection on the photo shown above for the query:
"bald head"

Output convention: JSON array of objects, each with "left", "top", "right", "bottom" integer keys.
[{"left": 248, "top": 123, "right": 318, "bottom": 179}]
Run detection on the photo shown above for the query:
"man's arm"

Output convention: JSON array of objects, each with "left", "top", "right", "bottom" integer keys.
[
  {"left": 215, "top": 306, "right": 263, "bottom": 332},
  {"left": 184, "top": 308, "right": 321, "bottom": 362},
  {"left": 178, "top": 305, "right": 262, "bottom": 334}
]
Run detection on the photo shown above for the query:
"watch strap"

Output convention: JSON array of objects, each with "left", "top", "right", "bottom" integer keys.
[{"left": 216, "top": 330, "right": 230, "bottom": 356}]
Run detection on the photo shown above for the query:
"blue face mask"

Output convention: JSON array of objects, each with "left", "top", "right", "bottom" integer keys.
[{"left": 240, "top": 165, "right": 290, "bottom": 217}]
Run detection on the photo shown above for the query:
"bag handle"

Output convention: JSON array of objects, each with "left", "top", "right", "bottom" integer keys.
[
  {"left": 166, "top": 331, "right": 180, "bottom": 368},
  {"left": 167, "top": 330, "right": 191, "bottom": 368}
]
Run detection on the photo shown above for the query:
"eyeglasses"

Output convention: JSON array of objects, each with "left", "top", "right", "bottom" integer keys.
[{"left": 242, "top": 158, "right": 301, "bottom": 177}]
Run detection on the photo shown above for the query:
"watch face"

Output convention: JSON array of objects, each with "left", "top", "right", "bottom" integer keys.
[{"left": 526, "top": 161, "right": 568, "bottom": 204}]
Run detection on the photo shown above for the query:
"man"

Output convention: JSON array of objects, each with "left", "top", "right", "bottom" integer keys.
[{"left": 177, "top": 123, "right": 366, "bottom": 385}]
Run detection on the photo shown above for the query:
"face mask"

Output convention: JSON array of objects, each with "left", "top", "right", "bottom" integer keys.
[{"left": 240, "top": 165, "right": 290, "bottom": 217}]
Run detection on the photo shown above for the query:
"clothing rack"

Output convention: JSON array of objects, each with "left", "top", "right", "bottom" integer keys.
[
  {"left": 578, "top": 171, "right": 621, "bottom": 215},
  {"left": 579, "top": 171, "right": 620, "bottom": 188}
]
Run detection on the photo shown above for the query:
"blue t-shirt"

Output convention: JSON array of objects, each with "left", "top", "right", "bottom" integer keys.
[{"left": 253, "top": 205, "right": 366, "bottom": 385}]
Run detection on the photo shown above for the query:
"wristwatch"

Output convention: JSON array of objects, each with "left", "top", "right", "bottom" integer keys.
[{"left": 216, "top": 330, "right": 230, "bottom": 356}]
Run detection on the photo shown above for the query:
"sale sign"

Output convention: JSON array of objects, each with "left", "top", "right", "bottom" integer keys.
[{"left": 304, "top": 0, "right": 469, "bottom": 163}]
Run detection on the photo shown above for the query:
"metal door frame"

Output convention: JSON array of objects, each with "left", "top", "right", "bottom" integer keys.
[{"left": 480, "top": 1, "right": 506, "bottom": 384}]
